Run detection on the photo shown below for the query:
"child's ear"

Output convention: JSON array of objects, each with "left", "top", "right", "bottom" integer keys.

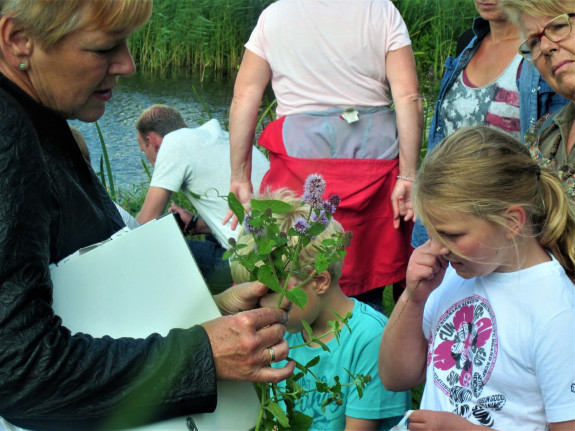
[
  {"left": 312, "top": 271, "right": 331, "bottom": 295},
  {"left": 504, "top": 205, "right": 527, "bottom": 239}
]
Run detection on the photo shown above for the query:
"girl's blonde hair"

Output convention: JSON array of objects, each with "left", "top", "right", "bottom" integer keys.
[
  {"left": 499, "top": 0, "right": 575, "bottom": 30},
  {"left": 231, "top": 188, "right": 346, "bottom": 285},
  {"left": 0, "top": 0, "right": 152, "bottom": 49},
  {"left": 414, "top": 126, "right": 575, "bottom": 282}
]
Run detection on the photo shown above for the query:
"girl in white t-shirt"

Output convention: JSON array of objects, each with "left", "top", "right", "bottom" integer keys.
[{"left": 380, "top": 126, "right": 575, "bottom": 430}]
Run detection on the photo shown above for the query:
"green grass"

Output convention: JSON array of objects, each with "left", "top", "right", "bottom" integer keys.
[{"left": 113, "top": 159, "right": 197, "bottom": 218}]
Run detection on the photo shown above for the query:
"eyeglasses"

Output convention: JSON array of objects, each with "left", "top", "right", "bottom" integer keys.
[{"left": 518, "top": 13, "right": 575, "bottom": 61}]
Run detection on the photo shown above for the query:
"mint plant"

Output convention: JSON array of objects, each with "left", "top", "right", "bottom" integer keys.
[{"left": 225, "top": 174, "right": 371, "bottom": 431}]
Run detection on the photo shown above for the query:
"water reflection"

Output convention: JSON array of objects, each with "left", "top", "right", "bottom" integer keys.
[{"left": 69, "top": 73, "right": 236, "bottom": 192}]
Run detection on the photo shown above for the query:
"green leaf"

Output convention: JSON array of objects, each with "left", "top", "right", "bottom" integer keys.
[
  {"left": 301, "top": 320, "right": 314, "bottom": 339},
  {"left": 313, "top": 260, "right": 330, "bottom": 274},
  {"left": 316, "top": 339, "right": 331, "bottom": 352},
  {"left": 307, "top": 222, "right": 326, "bottom": 236},
  {"left": 256, "top": 266, "right": 282, "bottom": 292},
  {"left": 266, "top": 222, "right": 281, "bottom": 235},
  {"left": 321, "top": 397, "right": 334, "bottom": 409},
  {"left": 292, "top": 372, "right": 305, "bottom": 382},
  {"left": 227, "top": 192, "right": 245, "bottom": 224},
  {"left": 286, "top": 286, "right": 308, "bottom": 310},
  {"left": 289, "top": 411, "right": 313, "bottom": 431},
  {"left": 254, "top": 237, "right": 273, "bottom": 255},
  {"left": 321, "top": 238, "right": 337, "bottom": 247},
  {"left": 191, "top": 191, "right": 203, "bottom": 199},
  {"left": 271, "top": 235, "right": 289, "bottom": 247},
  {"left": 305, "top": 356, "right": 320, "bottom": 368},
  {"left": 263, "top": 401, "right": 289, "bottom": 427},
  {"left": 251, "top": 199, "right": 294, "bottom": 214},
  {"left": 247, "top": 216, "right": 264, "bottom": 227},
  {"left": 292, "top": 358, "right": 306, "bottom": 372},
  {"left": 299, "top": 236, "right": 311, "bottom": 248},
  {"left": 333, "top": 376, "right": 341, "bottom": 392}
]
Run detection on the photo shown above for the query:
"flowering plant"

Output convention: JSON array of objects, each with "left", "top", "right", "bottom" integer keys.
[{"left": 225, "top": 174, "right": 371, "bottom": 431}]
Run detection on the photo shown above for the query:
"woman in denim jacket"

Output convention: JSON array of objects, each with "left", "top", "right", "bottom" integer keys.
[{"left": 412, "top": 5, "right": 568, "bottom": 248}]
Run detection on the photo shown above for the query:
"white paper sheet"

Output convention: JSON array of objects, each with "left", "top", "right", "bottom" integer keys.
[{"left": 50, "top": 214, "right": 259, "bottom": 430}]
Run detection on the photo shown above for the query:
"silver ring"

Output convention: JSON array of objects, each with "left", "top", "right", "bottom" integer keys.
[{"left": 268, "top": 347, "right": 276, "bottom": 364}]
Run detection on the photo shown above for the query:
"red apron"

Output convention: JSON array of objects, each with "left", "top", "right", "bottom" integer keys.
[{"left": 258, "top": 117, "right": 413, "bottom": 297}]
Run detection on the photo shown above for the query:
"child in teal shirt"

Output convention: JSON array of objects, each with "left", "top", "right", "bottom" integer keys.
[{"left": 231, "top": 187, "right": 410, "bottom": 430}]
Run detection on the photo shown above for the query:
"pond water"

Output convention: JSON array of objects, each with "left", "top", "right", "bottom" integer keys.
[{"left": 69, "top": 73, "right": 238, "bottom": 192}]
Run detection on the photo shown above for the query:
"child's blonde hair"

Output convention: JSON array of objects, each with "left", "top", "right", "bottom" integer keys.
[
  {"left": 414, "top": 126, "right": 575, "bottom": 282},
  {"left": 231, "top": 188, "right": 346, "bottom": 285}
]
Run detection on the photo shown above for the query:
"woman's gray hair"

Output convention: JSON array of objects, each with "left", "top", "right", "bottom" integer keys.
[{"left": 499, "top": 0, "right": 575, "bottom": 30}]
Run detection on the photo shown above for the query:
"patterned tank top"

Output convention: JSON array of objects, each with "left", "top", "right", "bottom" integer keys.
[{"left": 440, "top": 54, "right": 522, "bottom": 141}]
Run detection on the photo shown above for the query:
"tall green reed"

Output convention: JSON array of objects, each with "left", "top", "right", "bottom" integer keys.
[
  {"left": 95, "top": 121, "right": 117, "bottom": 201},
  {"left": 129, "top": 0, "right": 275, "bottom": 77},
  {"left": 397, "top": 0, "right": 476, "bottom": 98}
]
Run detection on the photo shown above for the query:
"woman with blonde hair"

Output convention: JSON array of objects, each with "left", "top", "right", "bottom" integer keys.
[
  {"left": 501, "top": 0, "right": 575, "bottom": 199},
  {"left": 0, "top": 1, "right": 293, "bottom": 429},
  {"left": 380, "top": 126, "right": 574, "bottom": 430}
]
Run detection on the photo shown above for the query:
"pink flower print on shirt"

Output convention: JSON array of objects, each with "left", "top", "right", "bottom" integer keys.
[
  {"left": 433, "top": 305, "right": 493, "bottom": 387},
  {"left": 430, "top": 295, "right": 503, "bottom": 427}
]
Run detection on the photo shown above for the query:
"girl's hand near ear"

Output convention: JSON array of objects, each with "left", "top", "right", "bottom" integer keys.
[{"left": 405, "top": 240, "right": 449, "bottom": 305}]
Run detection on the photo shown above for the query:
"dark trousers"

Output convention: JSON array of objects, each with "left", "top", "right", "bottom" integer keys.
[{"left": 186, "top": 234, "right": 233, "bottom": 295}]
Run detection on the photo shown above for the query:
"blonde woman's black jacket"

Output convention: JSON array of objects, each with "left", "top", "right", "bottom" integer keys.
[{"left": 0, "top": 74, "right": 217, "bottom": 430}]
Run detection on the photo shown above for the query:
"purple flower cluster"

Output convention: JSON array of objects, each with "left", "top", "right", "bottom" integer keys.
[
  {"left": 293, "top": 218, "right": 310, "bottom": 234},
  {"left": 302, "top": 174, "right": 341, "bottom": 215},
  {"left": 328, "top": 194, "right": 341, "bottom": 209},
  {"left": 302, "top": 174, "right": 326, "bottom": 209},
  {"left": 292, "top": 174, "right": 342, "bottom": 236},
  {"left": 243, "top": 214, "right": 263, "bottom": 236},
  {"left": 322, "top": 194, "right": 341, "bottom": 215},
  {"left": 311, "top": 211, "right": 330, "bottom": 228}
]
